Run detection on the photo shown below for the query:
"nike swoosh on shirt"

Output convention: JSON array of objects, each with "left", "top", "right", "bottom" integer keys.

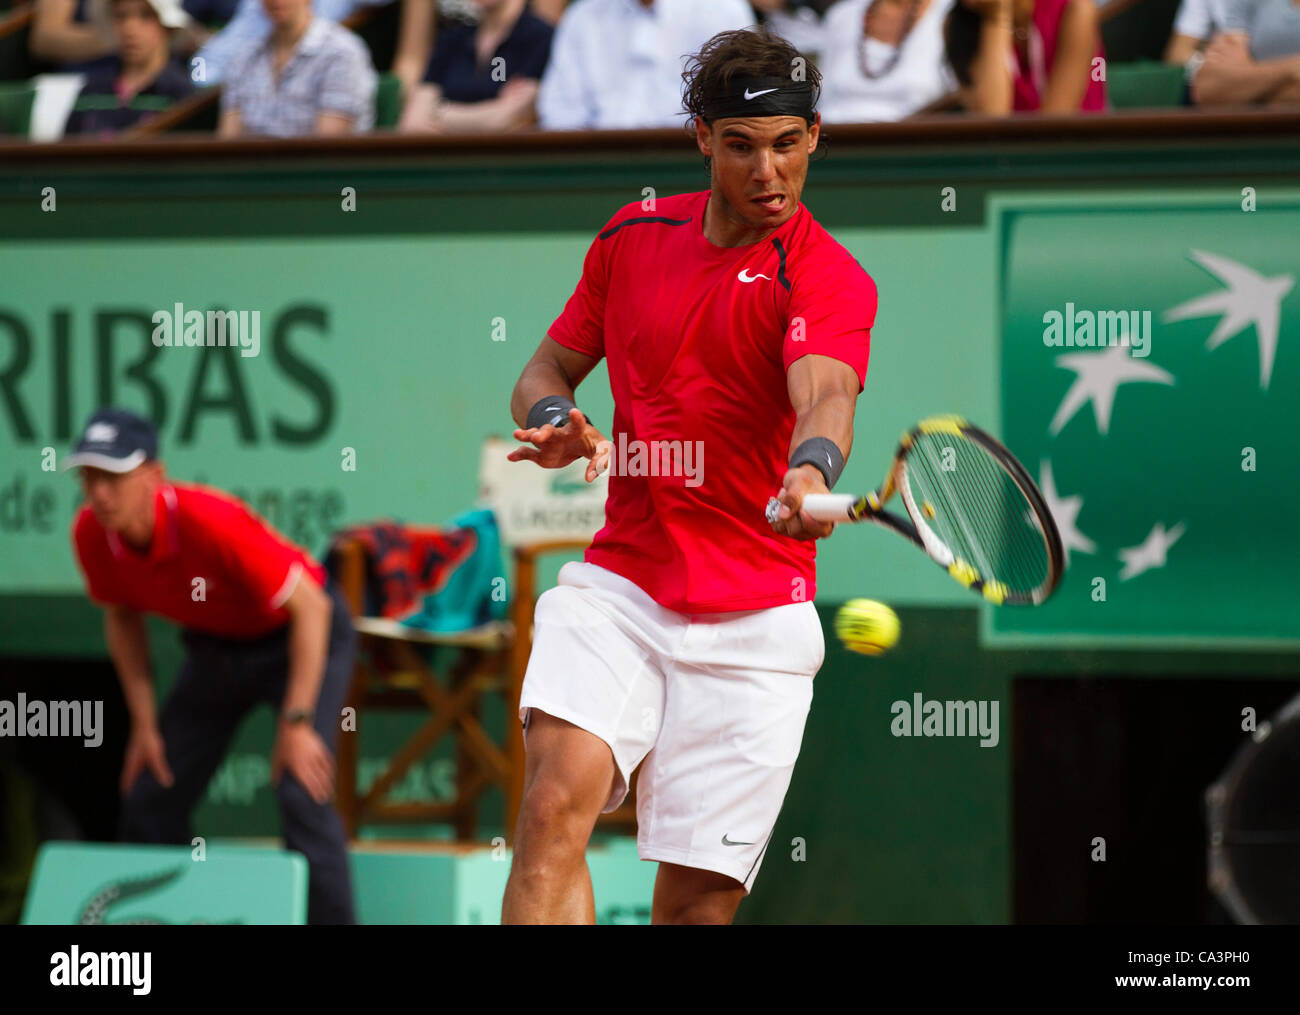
[
  {"left": 722, "top": 834, "right": 756, "bottom": 846},
  {"left": 744, "top": 88, "right": 778, "bottom": 100},
  {"left": 738, "top": 269, "right": 771, "bottom": 283}
]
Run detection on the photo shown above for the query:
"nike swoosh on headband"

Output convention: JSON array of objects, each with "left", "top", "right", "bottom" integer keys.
[{"left": 744, "top": 87, "right": 779, "bottom": 100}]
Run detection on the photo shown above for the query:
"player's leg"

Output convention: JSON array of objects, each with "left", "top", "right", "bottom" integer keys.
[
  {"left": 119, "top": 639, "right": 254, "bottom": 844},
  {"left": 651, "top": 862, "right": 746, "bottom": 925},
  {"left": 502, "top": 562, "right": 670, "bottom": 924},
  {"left": 259, "top": 580, "right": 358, "bottom": 925},
  {"left": 502, "top": 709, "right": 618, "bottom": 923},
  {"left": 639, "top": 598, "right": 825, "bottom": 924}
]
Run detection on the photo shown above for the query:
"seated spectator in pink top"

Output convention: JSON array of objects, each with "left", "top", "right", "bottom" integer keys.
[{"left": 943, "top": 0, "right": 1105, "bottom": 113}]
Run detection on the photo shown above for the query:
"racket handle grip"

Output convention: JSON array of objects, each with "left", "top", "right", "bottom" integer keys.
[{"left": 800, "top": 493, "right": 858, "bottom": 521}]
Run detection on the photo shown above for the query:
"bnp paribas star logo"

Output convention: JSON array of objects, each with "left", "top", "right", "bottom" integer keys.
[{"left": 1038, "top": 249, "right": 1294, "bottom": 583}]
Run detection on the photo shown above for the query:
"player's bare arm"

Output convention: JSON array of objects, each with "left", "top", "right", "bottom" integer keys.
[
  {"left": 772, "top": 353, "right": 861, "bottom": 541},
  {"left": 105, "top": 602, "right": 174, "bottom": 793},
  {"left": 508, "top": 335, "right": 612, "bottom": 481},
  {"left": 273, "top": 571, "right": 336, "bottom": 805}
]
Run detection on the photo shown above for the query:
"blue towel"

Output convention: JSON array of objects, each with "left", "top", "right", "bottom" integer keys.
[{"left": 401, "top": 507, "right": 507, "bottom": 633}]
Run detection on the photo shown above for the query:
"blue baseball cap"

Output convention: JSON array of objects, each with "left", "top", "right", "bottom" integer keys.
[{"left": 64, "top": 408, "right": 159, "bottom": 473}]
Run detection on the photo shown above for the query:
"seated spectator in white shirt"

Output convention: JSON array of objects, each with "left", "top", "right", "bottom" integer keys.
[
  {"left": 1164, "top": 0, "right": 1231, "bottom": 66},
  {"left": 193, "top": 0, "right": 389, "bottom": 84},
  {"left": 817, "top": 0, "right": 958, "bottom": 123},
  {"left": 1190, "top": 0, "right": 1300, "bottom": 106},
  {"left": 217, "top": 0, "right": 377, "bottom": 136},
  {"left": 537, "top": 0, "right": 755, "bottom": 130}
]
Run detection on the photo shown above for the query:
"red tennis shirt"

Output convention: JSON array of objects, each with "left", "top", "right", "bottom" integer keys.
[
  {"left": 548, "top": 189, "right": 876, "bottom": 614},
  {"left": 72, "top": 482, "right": 327, "bottom": 639}
]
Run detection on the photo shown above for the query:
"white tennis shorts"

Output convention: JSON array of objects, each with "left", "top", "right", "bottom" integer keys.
[{"left": 519, "top": 561, "right": 825, "bottom": 893}]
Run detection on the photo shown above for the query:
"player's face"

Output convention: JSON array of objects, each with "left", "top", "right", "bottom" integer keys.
[
  {"left": 699, "top": 114, "right": 820, "bottom": 229},
  {"left": 79, "top": 463, "right": 160, "bottom": 533}
]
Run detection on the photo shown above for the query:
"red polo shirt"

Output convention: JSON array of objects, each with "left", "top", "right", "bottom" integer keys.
[
  {"left": 548, "top": 189, "right": 876, "bottom": 613},
  {"left": 72, "top": 482, "right": 327, "bottom": 639}
]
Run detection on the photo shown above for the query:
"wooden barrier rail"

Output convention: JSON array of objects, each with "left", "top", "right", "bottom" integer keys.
[{"left": 1, "top": 107, "right": 1297, "bottom": 161}]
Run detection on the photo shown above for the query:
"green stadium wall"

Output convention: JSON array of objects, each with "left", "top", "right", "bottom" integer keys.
[{"left": 2, "top": 122, "right": 1298, "bottom": 922}]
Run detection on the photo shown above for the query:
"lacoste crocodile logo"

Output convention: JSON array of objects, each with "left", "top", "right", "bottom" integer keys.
[{"left": 77, "top": 867, "right": 241, "bottom": 925}]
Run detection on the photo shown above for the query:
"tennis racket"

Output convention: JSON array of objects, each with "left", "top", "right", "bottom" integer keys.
[{"left": 766, "top": 415, "right": 1065, "bottom": 606}]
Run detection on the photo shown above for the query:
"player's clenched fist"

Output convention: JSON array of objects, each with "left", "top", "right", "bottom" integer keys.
[
  {"left": 770, "top": 464, "right": 837, "bottom": 541},
  {"left": 508, "top": 407, "right": 612, "bottom": 483}
]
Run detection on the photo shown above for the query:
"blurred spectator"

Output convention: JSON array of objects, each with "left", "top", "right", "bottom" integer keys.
[
  {"left": 818, "top": 0, "right": 958, "bottom": 122},
  {"left": 391, "top": 0, "right": 557, "bottom": 104},
  {"left": 64, "top": 0, "right": 196, "bottom": 135},
  {"left": 1164, "top": 0, "right": 1231, "bottom": 66},
  {"left": 1190, "top": 0, "right": 1300, "bottom": 106},
  {"left": 32, "top": 0, "right": 206, "bottom": 70},
  {"left": 182, "top": 0, "right": 243, "bottom": 21},
  {"left": 944, "top": 0, "right": 1105, "bottom": 113},
  {"left": 192, "top": 0, "right": 390, "bottom": 84},
  {"left": 750, "top": 0, "right": 834, "bottom": 61},
  {"left": 531, "top": 0, "right": 567, "bottom": 22},
  {"left": 392, "top": 0, "right": 436, "bottom": 97},
  {"left": 217, "top": 0, "right": 377, "bottom": 135},
  {"left": 31, "top": 0, "right": 125, "bottom": 67},
  {"left": 399, "top": 0, "right": 552, "bottom": 133},
  {"left": 536, "top": 0, "right": 755, "bottom": 129}
]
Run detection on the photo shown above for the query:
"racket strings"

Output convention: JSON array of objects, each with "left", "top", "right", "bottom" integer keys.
[
  {"left": 918, "top": 437, "right": 995, "bottom": 578},
  {"left": 904, "top": 433, "right": 1051, "bottom": 595}
]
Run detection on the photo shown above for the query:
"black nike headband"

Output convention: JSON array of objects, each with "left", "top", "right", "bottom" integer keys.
[{"left": 699, "top": 75, "right": 816, "bottom": 123}]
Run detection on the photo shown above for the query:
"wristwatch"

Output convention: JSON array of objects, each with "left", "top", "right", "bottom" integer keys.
[{"left": 282, "top": 707, "right": 314, "bottom": 726}]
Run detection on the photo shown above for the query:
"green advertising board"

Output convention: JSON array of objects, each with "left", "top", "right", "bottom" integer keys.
[
  {"left": 994, "top": 192, "right": 1300, "bottom": 647},
  {"left": 0, "top": 218, "right": 992, "bottom": 608},
  {"left": 21, "top": 841, "right": 307, "bottom": 924}
]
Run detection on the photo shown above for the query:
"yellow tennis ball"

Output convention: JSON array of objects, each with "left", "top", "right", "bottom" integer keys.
[{"left": 834, "top": 599, "right": 900, "bottom": 656}]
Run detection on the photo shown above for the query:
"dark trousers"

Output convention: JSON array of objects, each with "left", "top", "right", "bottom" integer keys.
[{"left": 118, "top": 580, "right": 359, "bottom": 925}]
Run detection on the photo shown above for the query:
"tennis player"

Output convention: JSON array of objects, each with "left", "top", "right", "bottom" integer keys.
[
  {"left": 502, "top": 27, "right": 877, "bottom": 925},
  {"left": 66, "top": 407, "right": 357, "bottom": 924}
]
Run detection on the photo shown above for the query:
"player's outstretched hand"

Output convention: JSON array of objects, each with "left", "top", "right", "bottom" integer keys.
[
  {"left": 770, "top": 464, "right": 837, "bottom": 541},
  {"left": 508, "top": 407, "right": 612, "bottom": 482}
]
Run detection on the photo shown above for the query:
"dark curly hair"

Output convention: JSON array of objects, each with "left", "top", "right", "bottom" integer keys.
[{"left": 681, "top": 27, "right": 822, "bottom": 128}]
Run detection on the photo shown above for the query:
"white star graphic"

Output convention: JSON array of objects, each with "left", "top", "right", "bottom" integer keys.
[
  {"left": 1162, "top": 249, "right": 1294, "bottom": 391},
  {"left": 1049, "top": 345, "right": 1175, "bottom": 436},
  {"left": 1034, "top": 460, "right": 1096, "bottom": 566},
  {"left": 1118, "top": 521, "right": 1186, "bottom": 582}
]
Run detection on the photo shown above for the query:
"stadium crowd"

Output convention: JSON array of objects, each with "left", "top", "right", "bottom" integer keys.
[{"left": 3, "top": 0, "right": 1298, "bottom": 138}]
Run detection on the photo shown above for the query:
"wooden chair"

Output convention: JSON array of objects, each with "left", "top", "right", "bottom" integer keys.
[
  {"left": 333, "top": 531, "right": 513, "bottom": 841},
  {"left": 334, "top": 438, "right": 637, "bottom": 844}
]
